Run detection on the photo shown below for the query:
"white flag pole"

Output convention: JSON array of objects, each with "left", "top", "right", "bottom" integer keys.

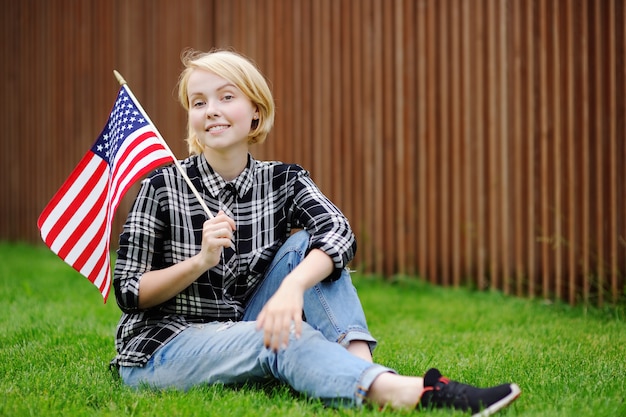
[{"left": 113, "top": 70, "right": 214, "bottom": 219}]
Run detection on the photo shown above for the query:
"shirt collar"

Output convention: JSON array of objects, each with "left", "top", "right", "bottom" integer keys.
[{"left": 197, "top": 153, "right": 255, "bottom": 199}]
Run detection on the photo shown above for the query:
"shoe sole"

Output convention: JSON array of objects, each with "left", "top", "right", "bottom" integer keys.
[{"left": 471, "top": 383, "right": 521, "bottom": 417}]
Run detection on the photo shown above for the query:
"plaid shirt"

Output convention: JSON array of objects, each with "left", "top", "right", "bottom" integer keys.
[{"left": 111, "top": 154, "right": 356, "bottom": 367}]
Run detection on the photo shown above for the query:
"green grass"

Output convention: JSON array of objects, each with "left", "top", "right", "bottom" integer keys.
[{"left": 1, "top": 241, "right": 624, "bottom": 417}]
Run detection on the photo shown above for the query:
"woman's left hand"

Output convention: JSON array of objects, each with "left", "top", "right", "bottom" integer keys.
[{"left": 256, "top": 277, "right": 305, "bottom": 352}]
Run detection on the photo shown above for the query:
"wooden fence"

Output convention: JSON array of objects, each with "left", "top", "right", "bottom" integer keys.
[{"left": 1, "top": 0, "right": 624, "bottom": 306}]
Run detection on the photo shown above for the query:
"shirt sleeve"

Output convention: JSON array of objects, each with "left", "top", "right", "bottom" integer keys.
[
  {"left": 113, "top": 175, "right": 167, "bottom": 313},
  {"left": 291, "top": 168, "right": 357, "bottom": 280}
]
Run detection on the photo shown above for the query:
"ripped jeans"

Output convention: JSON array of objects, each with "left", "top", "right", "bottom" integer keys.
[{"left": 119, "top": 231, "right": 393, "bottom": 407}]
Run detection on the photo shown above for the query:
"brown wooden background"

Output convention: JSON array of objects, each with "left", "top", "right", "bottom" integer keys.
[{"left": 1, "top": 0, "right": 624, "bottom": 306}]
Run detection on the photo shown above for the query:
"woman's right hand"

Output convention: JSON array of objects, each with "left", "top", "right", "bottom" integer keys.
[{"left": 198, "top": 210, "right": 237, "bottom": 269}]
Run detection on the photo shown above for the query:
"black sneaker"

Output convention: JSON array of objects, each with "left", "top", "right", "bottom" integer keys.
[{"left": 418, "top": 368, "right": 521, "bottom": 416}]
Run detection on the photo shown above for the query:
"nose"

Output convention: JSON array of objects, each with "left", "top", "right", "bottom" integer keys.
[{"left": 205, "top": 100, "right": 220, "bottom": 118}]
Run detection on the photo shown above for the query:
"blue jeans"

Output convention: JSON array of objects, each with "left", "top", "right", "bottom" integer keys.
[{"left": 119, "top": 231, "right": 393, "bottom": 407}]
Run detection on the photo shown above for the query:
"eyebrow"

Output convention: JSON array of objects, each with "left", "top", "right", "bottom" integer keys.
[
  {"left": 188, "top": 82, "right": 239, "bottom": 98},
  {"left": 217, "top": 82, "right": 237, "bottom": 91}
]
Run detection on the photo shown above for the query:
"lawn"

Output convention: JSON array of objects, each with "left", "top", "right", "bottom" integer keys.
[{"left": 1, "top": 242, "right": 624, "bottom": 416}]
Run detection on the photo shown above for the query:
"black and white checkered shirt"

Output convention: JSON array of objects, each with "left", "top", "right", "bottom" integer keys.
[{"left": 111, "top": 154, "right": 356, "bottom": 367}]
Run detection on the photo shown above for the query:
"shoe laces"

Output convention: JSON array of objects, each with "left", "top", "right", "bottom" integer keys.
[{"left": 422, "top": 376, "right": 471, "bottom": 411}]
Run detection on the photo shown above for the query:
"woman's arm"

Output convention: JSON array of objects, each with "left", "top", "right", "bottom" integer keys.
[
  {"left": 256, "top": 248, "right": 334, "bottom": 351},
  {"left": 137, "top": 211, "right": 236, "bottom": 309},
  {"left": 256, "top": 166, "right": 356, "bottom": 351}
]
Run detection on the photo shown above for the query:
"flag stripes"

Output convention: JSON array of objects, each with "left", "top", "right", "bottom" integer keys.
[{"left": 37, "top": 85, "right": 174, "bottom": 301}]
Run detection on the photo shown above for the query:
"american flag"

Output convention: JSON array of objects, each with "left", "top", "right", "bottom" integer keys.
[{"left": 37, "top": 86, "right": 174, "bottom": 302}]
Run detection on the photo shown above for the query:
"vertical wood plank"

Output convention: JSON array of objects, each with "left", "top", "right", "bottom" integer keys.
[
  {"left": 461, "top": 0, "right": 474, "bottom": 284},
  {"left": 607, "top": 0, "right": 618, "bottom": 303},
  {"left": 311, "top": 0, "right": 324, "bottom": 188},
  {"left": 450, "top": 0, "right": 462, "bottom": 287},
  {"left": 351, "top": 0, "right": 366, "bottom": 269},
  {"left": 487, "top": 0, "right": 500, "bottom": 290},
  {"left": 416, "top": 0, "right": 428, "bottom": 280},
  {"left": 439, "top": 0, "right": 451, "bottom": 286},
  {"left": 368, "top": 0, "right": 385, "bottom": 274},
  {"left": 538, "top": 0, "right": 550, "bottom": 300},
  {"left": 526, "top": 0, "right": 536, "bottom": 298},
  {"left": 564, "top": 0, "right": 577, "bottom": 304},
  {"left": 339, "top": 0, "right": 354, "bottom": 236},
  {"left": 382, "top": 0, "right": 395, "bottom": 277},
  {"left": 320, "top": 0, "right": 333, "bottom": 195},
  {"left": 579, "top": 3, "right": 590, "bottom": 302},
  {"left": 594, "top": 0, "right": 605, "bottom": 306},
  {"left": 330, "top": 0, "right": 342, "bottom": 205},
  {"left": 498, "top": 0, "right": 510, "bottom": 294},
  {"left": 393, "top": 0, "right": 407, "bottom": 275},
  {"left": 620, "top": 0, "right": 626, "bottom": 305},
  {"left": 425, "top": 0, "right": 438, "bottom": 284},
  {"left": 552, "top": 0, "right": 563, "bottom": 301},
  {"left": 474, "top": 0, "right": 486, "bottom": 289},
  {"left": 403, "top": 0, "right": 418, "bottom": 276},
  {"left": 510, "top": 0, "right": 523, "bottom": 297}
]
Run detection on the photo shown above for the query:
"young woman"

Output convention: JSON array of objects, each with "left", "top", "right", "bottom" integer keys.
[{"left": 111, "top": 49, "right": 520, "bottom": 415}]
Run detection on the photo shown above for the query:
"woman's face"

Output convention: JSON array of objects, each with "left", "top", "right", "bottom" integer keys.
[{"left": 187, "top": 69, "right": 258, "bottom": 155}]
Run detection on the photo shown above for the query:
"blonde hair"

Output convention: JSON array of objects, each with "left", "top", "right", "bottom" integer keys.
[{"left": 177, "top": 49, "right": 275, "bottom": 155}]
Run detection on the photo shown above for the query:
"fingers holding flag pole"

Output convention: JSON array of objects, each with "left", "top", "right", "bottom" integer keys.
[{"left": 112, "top": 70, "right": 214, "bottom": 219}]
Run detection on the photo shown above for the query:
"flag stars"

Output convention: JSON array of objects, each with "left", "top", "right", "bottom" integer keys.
[{"left": 93, "top": 89, "right": 150, "bottom": 159}]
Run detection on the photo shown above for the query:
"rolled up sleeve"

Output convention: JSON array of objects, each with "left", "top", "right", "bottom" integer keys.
[{"left": 292, "top": 171, "right": 357, "bottom": 280}]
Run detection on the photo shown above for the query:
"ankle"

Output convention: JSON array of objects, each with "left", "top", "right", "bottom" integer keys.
[
  {"left": 347, "top": 340, "right": 373, "bottom": 362},
  {"left": 368, "top": 373, "right": 423, "bottom": 409}
]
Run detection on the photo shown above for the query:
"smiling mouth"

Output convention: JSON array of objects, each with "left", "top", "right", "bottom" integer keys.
[{"left": 207, "top": 125, "right": 230, "bottom": 133}]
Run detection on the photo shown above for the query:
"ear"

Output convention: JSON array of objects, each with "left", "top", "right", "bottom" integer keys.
[{"left": 251, "top": 110, "right": 260, "bottom": 129}]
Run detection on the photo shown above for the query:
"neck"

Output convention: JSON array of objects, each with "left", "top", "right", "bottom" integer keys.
[{"left": 203, "top": 150, "right": 248, "bottom": 181}]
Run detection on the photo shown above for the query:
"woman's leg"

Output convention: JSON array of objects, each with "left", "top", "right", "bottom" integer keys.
[
  {"left": 120, "top": 322, "right": 520, "bottom": 413},
  {"left": 119, "top": 320, "right": 392, "bottom": 407},
  {"left": 243, "top": 230, "right": 376, "bottom": 357}
]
